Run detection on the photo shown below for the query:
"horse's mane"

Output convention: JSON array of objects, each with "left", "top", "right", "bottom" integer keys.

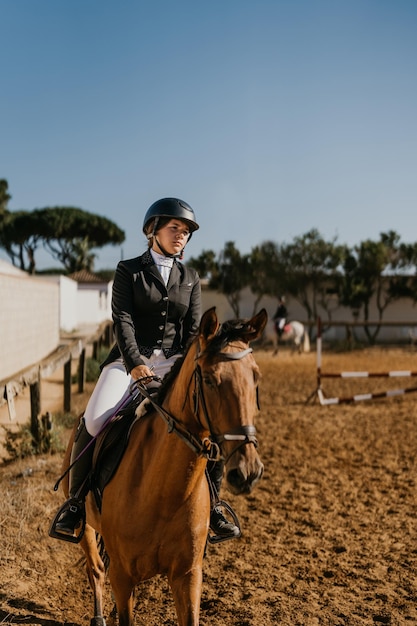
[
  {"left": 156, "top": 318, "right": 251, "bottom": 404},
  {"left": 156, "top": 351, "right": 187, "bottom": 404}
]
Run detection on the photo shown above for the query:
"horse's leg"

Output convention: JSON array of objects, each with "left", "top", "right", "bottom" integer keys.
[
  {"left": 272, "top": 332, "right": 279, "bottom": 356},
  {"left": 80, "top": 524, "right": 107, "bottom": 626},
  {"left": 113, "top": 594, "right": 134, "bottom": 626},
  {"left": 108, "top": 561, "right": 135, "bottom": 626},
  {"left": 169, "top": 566, "right": 203, "bottom": 626},
  {"left": 298, "top": 331, "right": 305, "bottom": 354}
]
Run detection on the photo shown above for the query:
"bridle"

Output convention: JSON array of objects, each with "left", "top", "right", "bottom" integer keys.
[
  {"left": 135, "top": 343, "right": 259, "bottom": 463},
  {"left": 192, "top": 345, "right": 259, "bottom": 463}
]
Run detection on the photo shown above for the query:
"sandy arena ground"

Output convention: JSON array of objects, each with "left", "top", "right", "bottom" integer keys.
[{"left": 1, "top": 345, "right": 417, "bottom": 625}]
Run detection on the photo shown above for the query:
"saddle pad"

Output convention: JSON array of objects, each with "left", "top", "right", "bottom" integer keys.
[{"left": 92, "top": 410, "right": 139, "bottom": 511}]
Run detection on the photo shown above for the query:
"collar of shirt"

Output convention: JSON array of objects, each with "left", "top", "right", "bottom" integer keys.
[
  {"left": 150, "top": 249, "right": 174, "bottom": 268},
  {"left": 150, "top": 249, "right": 174, "bottom": 285}
]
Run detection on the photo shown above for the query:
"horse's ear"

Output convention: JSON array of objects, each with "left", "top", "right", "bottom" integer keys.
[
  {"left": 199, "top": 307, "right": 220, "bottom": 342},
  {"left": 241, "top": 309, "right": 268, "bottom": 343}
]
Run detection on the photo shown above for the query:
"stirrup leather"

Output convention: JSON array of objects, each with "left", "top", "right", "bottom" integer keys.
[
  {"left": 48, "top": 497, "right": 86, "bottom": 544},
  {"left": 207, "top": 500, "right": 242, "bottom": 545}
]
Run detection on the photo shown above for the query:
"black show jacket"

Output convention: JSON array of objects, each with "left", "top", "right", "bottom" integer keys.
[{"left": 103, "top": 250, "right": 201, "bottom": 373}]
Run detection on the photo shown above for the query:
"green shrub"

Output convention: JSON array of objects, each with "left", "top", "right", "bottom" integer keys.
[
  {"left": 2, "top": 411, "right": 77, "bottom": 461},
  {"left": 85, "top": 357, "right": 101, "bottom": 382},
  {"left": 73, "top": 347, "right": 110, "bottom": 383}
]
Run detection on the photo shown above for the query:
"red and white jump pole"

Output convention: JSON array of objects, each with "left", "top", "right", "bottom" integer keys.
[{"left": 314, "top": 317, "right": 417, "bottom": 405}]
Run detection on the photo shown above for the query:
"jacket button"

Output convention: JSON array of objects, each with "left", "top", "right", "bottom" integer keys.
[
  {"left": 161, "top": 311, "right": 166, "bottom": 316},
  {"left": 157, "top": 339, "right": 162, "bottom": 344},
  {"left": 159, "top": 325, "right": 164, "bottom": 330}
]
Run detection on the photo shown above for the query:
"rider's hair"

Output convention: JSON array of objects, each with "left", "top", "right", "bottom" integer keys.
[{"left": 145, "top": 217, "right": 172, "bottom": 248}]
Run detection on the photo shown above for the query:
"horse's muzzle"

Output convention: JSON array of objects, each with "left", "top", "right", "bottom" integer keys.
[{"left": 226, "top": 459, "right": 264, "bottom": 495}]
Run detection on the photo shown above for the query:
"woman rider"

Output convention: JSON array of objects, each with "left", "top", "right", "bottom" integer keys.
[{"left": 53, "top": 198, "right": 239, "bottom": 541}]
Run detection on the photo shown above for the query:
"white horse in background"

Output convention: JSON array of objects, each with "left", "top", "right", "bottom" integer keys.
[{"left": 264, "top": 319, "right": 310, "bottom": 355}]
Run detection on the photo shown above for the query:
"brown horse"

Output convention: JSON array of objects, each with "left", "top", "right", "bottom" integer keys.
[{"left": 59, "top": 307, "right": 267, "bottom": 626}]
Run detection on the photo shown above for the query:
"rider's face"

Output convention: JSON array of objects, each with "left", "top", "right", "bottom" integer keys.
[{"left": 153, "top": 219, "right": 190, "bottom": 256}]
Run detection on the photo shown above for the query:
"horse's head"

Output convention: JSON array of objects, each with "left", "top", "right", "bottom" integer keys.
[{"left": 193, "top": 307, "right": 268, "bottom": 495}]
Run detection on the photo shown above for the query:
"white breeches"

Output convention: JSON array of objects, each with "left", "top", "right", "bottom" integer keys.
[{"left": 84, "top": 352, "right": 182, "bottom": 436}]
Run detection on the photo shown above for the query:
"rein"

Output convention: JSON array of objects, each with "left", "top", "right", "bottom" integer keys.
[
  {"left": 134, "top": 382, "right": 219, "bottom": 460},
  {"left": 52, "top": 333, "right": 260, "bottom": 493}
]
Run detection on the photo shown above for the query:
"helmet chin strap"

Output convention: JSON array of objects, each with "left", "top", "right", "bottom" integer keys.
[{"left": 154, "top": 236, "right": 185, "bottom": 260}]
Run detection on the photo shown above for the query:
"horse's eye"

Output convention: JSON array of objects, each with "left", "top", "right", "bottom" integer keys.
[{"left": 203, "top": 375, "right": 215, "bottom": 388}]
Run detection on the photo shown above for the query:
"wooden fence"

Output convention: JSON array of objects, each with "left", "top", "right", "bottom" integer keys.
[{"left": 0, "top": 321, "right": 113, "bottom": 443}]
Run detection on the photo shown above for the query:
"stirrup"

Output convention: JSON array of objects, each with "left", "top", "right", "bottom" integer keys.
[
  {"left": 48, "top": 497, "right": 86, "bottom": 544},
  {"left": 207, "top": 500, "right": 242, "bottom": 545}
]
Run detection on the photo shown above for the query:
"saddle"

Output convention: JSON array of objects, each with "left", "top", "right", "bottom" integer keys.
[
  {"left": 49, "top": 396, "right": 150, "bottom": 543},
  {"left": 274, "top": 320, "right": 290, "bottom": 334},
  {"left": 90, "top": 398, "right": 144, "bottom": 511},
  {"left": 51, "top": 391, "right": 242, "bottom": 545}
]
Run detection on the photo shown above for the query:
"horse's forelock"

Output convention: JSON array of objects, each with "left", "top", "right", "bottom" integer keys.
[{"left": 204, "top": 319, "right": 249, "bottom": 355}]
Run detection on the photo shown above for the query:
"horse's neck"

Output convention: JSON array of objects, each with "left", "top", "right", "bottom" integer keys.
[
  {"left": 108, "top": 410, "right": 207, "bottom": 514},
  {"left": 164, "top": 396, "right": 202, "bottom": 438}
]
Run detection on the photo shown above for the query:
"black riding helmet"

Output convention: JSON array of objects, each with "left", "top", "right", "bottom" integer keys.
[{"left": 143, "top": 198, "right": 199, "bottom": 239}]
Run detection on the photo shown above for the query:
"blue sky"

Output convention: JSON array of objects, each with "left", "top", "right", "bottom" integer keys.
[{"left": 1, "top": 0, "right": 417, "bottom": 270}]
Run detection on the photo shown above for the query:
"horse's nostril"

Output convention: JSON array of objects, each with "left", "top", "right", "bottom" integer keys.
[
  {"left": 227, "top": 469, "right": 242, "bottom": 488},
  {"left": 226, "top": 468, "right": 255, "bottom": 495}
]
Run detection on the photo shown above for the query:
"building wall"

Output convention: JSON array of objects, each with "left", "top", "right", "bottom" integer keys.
[
  {"left": 76, "top": 281, "right": 113, "bottom": 325},
  {"left": 201, "top": 286, "right": 417, "bottom": 343},
  {"left": 41, "top": 275, "right": 113, "bottom": 329},
  {"left": 40, "top": 274, "right": 78, "bottom": 332},
  {"left": 0, "top": 270, "right": 60, "bottom": 380},
  {"left": 59, "top": 275, "right": 79, "bottom": 331}
]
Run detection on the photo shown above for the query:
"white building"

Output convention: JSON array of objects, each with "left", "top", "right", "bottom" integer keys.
[{"left": 68, "top": 269, "right": 113, "bottom": 327}]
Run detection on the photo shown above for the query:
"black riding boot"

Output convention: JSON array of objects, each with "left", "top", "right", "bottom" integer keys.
[
  {"left": 54, "top": 419, "right": 94, "bottom": 537},
  {"left": 207, "top": 460, "right": 240, "bottom": 538}
]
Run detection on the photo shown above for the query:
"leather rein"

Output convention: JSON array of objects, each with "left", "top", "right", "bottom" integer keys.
[{"left": 135, "top": 345, "right": 259, "bottom": 463}]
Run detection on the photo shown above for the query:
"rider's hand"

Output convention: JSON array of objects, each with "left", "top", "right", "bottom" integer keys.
[{"left": 130, "top": 364, "right": 154, "bottom": 381}]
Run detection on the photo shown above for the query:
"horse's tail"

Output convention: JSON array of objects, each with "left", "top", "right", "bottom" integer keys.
[{"left": 303, "top": 327, "right": 311, "bottom": 353}]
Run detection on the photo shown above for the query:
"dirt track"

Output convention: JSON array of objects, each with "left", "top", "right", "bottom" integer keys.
[{"left": 1, "top": 347, "right": 417, "bottom": 625}]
